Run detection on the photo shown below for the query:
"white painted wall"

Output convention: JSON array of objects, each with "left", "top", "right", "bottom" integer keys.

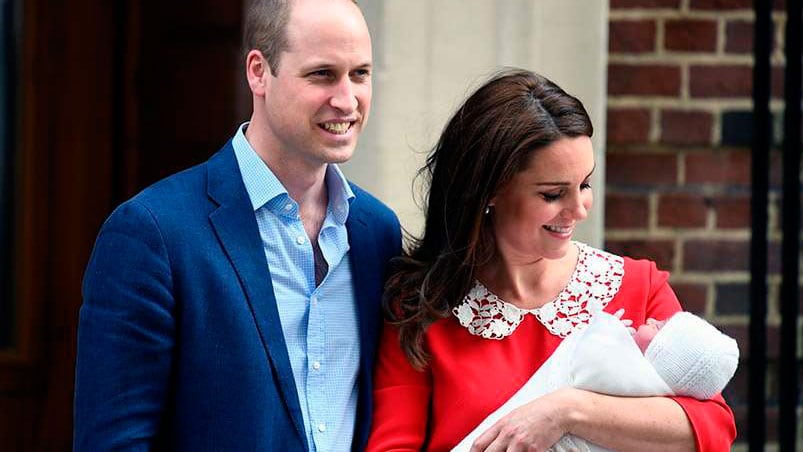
[{"left": 344, "top": 1, "right": 609, "bottom": 246}]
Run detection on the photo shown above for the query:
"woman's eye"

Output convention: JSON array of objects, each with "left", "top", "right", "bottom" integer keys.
[
  {"left": 581, "top": 182, "right": 592, "bottom": 190},
  {"left": 541, "top": 192, "right": 562, "bottom": 202}
]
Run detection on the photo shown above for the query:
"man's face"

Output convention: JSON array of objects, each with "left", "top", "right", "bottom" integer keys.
[{"left": 261, "top": 0, "right": 372, "bottom": 168}]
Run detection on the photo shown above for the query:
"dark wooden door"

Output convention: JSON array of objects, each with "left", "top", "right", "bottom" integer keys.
[{"left": 0, "top": 1, "right": 244, "bottom": 449}]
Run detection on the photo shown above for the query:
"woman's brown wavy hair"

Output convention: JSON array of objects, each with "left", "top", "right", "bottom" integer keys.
[{"left": 384, "top": 69, "right": 593, "bottom": 369}]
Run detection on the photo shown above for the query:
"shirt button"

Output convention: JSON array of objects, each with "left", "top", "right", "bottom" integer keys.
[
  {"left": 318, "top": 423, "right": 326, "bottom": 432},
  {"left": 284, "top": 203, "right": 292, "bottom": 211},
  {"left": 312, "top": 361, "right": 321, "bottom": 370},
  {"left": 296, "top": 235, "right": 305, "bottom": 245}
]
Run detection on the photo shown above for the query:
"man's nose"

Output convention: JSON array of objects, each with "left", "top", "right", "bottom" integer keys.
[{"left": 329, "top": 78, "right": 358, "bottom": 113}]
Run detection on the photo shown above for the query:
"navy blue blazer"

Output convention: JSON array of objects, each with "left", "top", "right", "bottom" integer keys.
[{"left": 74, "top": 143, "right": 401, "bottom": 451}]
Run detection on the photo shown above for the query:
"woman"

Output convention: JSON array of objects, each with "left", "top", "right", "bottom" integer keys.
[{"left": 366, "top": 69, "right": 736, "bottom": 451}]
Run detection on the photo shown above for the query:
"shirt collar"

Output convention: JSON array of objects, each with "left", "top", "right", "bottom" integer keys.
[
  {"left": 324, "top": 163, "right": 355, "bottom": 225},
  {"left": 232, "top": 122, "right": 354, "bottom": 223}
]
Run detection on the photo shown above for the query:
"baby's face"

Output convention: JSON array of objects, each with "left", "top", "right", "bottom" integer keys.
[{"left": 633, "top": 319, "right": 667, "bottom": 353}]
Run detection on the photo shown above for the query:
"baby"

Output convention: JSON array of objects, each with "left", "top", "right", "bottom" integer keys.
[{"left": 453, "top": 311, "right": 740, "bottom": 452}]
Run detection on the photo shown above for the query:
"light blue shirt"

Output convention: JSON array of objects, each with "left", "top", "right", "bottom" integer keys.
[{"left": 233, "top": 124, "right": 359, "bottom": 452}]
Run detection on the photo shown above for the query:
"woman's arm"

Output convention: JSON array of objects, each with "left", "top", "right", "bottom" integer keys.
[
  {"left": 365, "top": 322, "right": 432, "bottom": 452},
  {"left": 568, "top": 389, "right": 695, "bottom": 450},
  {"left": 472, "top": 259, "right": 737, "bottom": 451},
  {"left": 471, "top": 387, "right": 694, "bottom": 452}
]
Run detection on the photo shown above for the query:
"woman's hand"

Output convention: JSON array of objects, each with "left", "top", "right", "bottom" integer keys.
[{"left": 469, "top": 388, "right": 581, "bottom": 452}]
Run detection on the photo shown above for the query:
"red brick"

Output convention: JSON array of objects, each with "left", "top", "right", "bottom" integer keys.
[
  {"left": 605, "top": 193, "right": 649, "bottom": 228},
  {"left": 683, "top": 239, "right": 749, "bottom": 271},
  {"left": 685, "top": 150, "right": 751, "bottom": 185},
  {"left": 767, "top": 240, "right": 782, "bottom": 274},
  {"left": 769, "top": 149, "right": 783, "bottom": 189},
  {"left": 767, "top": 406, "right": 779, "bottom": 441},
  {"left": 690, "top": 0, "right": 751, "bottom": 9},
  {"left": 607, "top": 108, "right": 651, "bottom": 144},
  {"left": 719, "top": 325, "right": 780, "bottom": 359},
  {"left": 712, "top": 195, "right": 751, "bottom": 228},
  {"left": 770, "top": 65, "right": 799, "bottom": 99},
  {"left": 606, "top": 153, "right": 678, "bottom": 186},
  {"left": 609, "top": 20, "right": 657, "bottom": 54},
  {"left": 665, "top": 19, "right": 718, "bottom": 52},
  {"left": 660, "top": 110, "right": 713, "bottom": 145},
  {"left": 611, "top": 0, "right": 680, "bottom": 7},
  {"left": 671, "top": 282, "right": 707, "bottom": 314},
  {"left": 725, "top": 364, "right": 747, "bottom": 404},
  {"left": 608, "top": 64, "right": 681, "bottom": 96},
  {"left": 658, "top": 193, "right": 709, "bottom": 228},
  {"left": 725, "top": 21, "right": 753, "bottom": 54},
  {"left": 690, "top": 65, "right": 752, "bottom": 98},
  {"left": 732, "top": 405, "right": 780, "bottom": 443},
  {"left": 715, "top": 283, "right": 750, "bottom": 314},
  {"left": 732, "top": 406, "right": 746, "bottom": 442},
  {"left": 605, "top": 239, "right": 675, "bottom": 271}
]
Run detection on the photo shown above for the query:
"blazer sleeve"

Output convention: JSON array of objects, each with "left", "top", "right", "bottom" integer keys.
[
  {"left": 74, "top": 200, "right": 175, "bottom": 451},
  {"left": 642, "top": 261, "right": 738, "bottom": 451},
  {"left": 365, "top": 323, "right": 432, "bottom": 451}
]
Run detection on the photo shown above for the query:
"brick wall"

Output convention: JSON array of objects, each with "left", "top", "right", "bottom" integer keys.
[{"left": 605, "top": 0, "right": 801, "bottom": 446}]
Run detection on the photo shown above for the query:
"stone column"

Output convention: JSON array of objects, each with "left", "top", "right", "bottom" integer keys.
[{"left": 345, "top": 0, "right": 609, "bottom": 246}]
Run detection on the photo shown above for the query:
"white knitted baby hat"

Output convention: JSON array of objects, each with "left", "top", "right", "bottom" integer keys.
[{"left": 644, "top": 312, "right": 739, "bottom": 400}]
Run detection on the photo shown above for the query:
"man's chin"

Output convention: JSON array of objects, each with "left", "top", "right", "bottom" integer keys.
[{"left": 320, "top": 144, "right": 357, "bottom": 165}]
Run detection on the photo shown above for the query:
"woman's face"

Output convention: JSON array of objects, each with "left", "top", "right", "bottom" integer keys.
[{"left": 489, "top": 136, "right": 595, "bottom": 263}]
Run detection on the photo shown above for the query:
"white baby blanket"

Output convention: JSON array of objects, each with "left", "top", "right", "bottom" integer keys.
[{"left": 452, "top": 312, "right": 673, "bottom": 452}]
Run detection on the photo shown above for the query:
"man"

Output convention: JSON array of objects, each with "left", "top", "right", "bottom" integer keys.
[{"left": 73, "top": 0, "right": 400, "bottom": 450}]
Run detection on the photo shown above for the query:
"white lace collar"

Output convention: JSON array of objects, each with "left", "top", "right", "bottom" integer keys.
[{"left": 452, "top": 243, "right": 625, "bottom": 340}]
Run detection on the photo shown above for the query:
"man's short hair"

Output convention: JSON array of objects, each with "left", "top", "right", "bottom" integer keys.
[{"left": 242, "top": 0, "right": 360, "bottom": 75}]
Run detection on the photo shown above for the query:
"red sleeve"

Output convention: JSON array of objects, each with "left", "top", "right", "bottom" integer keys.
[
  {"left": 642, "top": 260, "right": 738, "bottom": 451},
  {"left": 672, "top": 394, "right": 737, "bottom": 451},
  {"left": 365, "top": 322, "right": 432, "bottom": 452},
  {"left": 642, "top": 260, "right": 683, "bottom": 321}
]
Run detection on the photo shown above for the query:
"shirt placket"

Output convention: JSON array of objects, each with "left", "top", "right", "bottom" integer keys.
[{"left": 307, "top": 274, "right": 328, "bottom": 449}]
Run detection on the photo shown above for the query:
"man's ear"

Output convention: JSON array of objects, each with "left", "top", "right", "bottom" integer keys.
[{"left": 246, "top": 49, "right": 271, "bottom": 96}]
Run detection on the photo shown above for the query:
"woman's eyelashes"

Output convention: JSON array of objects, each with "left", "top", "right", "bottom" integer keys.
[
  {"left": 539, "top": 182, "right": 592, "bottom": 203},
  {"left": 540, "top": 191, "right": 563, "bottom": 202}
]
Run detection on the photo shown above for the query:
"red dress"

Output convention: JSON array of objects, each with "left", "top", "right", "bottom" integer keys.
[{"left": 367, "top": 244, "right": 736, "bottom": 451}]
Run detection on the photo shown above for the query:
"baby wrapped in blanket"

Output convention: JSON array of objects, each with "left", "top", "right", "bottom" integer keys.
[{"left": 452, "top": 311, "right": 739, "bottom": 452}]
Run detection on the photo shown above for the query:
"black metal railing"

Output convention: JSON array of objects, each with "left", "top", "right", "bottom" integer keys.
[
  {"left": 778, "top": 0, "right": 801, "bottom": 449},
  {"left": 751, "top": 0, "right": 801, "bottom": 449},
  {"left": 748, "top": 0, "right": 772, "bottom": 448}
]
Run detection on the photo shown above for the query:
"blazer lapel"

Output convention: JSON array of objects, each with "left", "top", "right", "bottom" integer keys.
[
  {"left": 346, "top": 204, "right": 380, "bottom": 365},
  {"left": 346, "top": 197, "right": 385, "bottom": 449},
  {"left": 205, "top": 144, "right": 308, "bottom": 448}
]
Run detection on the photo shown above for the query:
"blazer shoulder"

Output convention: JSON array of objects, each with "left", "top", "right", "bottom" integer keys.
[
  {"left": 97, "top": 150, "right": 226, "bottom": 242},
  {"left": 134, "top": 161, "right": 209, "bottom": 210},
  {"left": 348, "top": 182, "right": 399, "bottom": 228}
]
